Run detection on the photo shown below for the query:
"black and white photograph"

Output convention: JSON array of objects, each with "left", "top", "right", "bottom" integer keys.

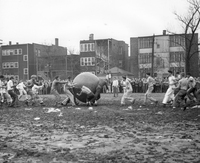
[{"left": 0, "top": 0, "right": 200, "bottom": 162}]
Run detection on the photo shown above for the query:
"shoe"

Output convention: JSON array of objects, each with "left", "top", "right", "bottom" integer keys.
[
  {"left": 61, "top": 102, "right": 66, "bottom": 106},
  {"left": 94, "top": 101, "right": 97, "bottom": 106},
  {"left": 131, "top": 99, "right": 136, "bottom": 105},
  {"left": 183, "top": 107, "right": 187, "bottom": 111},
  {"left": 25, "top": 100, "right": 29, "bottom": 106},
  {"left": 172, "top": 106, "right": 176, "bottom": 109},
  {"left": 121, "top": 103, "right": 125, "bottom": 106},
  {"left": 162, "top": 104, "right": 166, "bottom": 108},
  {"left": 40, "top": 102, "right": 45, "bottom": 106},
  {"left": 32, "top": 102, "right": 36, "bottom": 106},
  {"left": 9, "top": 103, "right": 15, "bottom": 107},
  {"left": 155, "top": 101, "right": 158, "bottom": 106}
]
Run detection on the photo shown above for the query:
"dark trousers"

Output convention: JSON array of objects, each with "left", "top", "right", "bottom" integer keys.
[
  {"left": 8, "top": 90, "right": 18, "bottom": 106},
  {"left": 173, "top": 89, "right": 187, "bottom": 107},
  {"left": 187, "top": 87, "right": 196, "bottom": 100}
]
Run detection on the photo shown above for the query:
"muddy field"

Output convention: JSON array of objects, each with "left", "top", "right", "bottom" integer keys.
[{"left": 0, "top": 93, "right": 200, "bottom": 163}]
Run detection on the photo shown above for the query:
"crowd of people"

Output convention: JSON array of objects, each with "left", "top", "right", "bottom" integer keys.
[{"left": 1, "top": 70, "right": 200, "bottom": 110}]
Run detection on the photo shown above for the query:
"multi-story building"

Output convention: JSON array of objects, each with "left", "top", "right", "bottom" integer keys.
[
  {"left": 80, "top": 34, "right": 129, "bottom": 75},
  {"left": 130, "top": 31, "right": 199, "bottom": 78},
  {"left": 0, "top": 38, "right": 75, "bottom": 80}
]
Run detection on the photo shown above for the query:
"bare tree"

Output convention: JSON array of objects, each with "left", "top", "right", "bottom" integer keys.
[{"left": 173, "top": 0, "right": 200, "bottom": 74}]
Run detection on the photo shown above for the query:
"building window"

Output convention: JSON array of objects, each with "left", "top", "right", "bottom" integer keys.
[
  {"left": 14, "top": 75, "right": 19, "bottom": 81},
  {"left": 2, "top": 62, "right": 19, "bottom": 69},
  {"left": 119, "top": 60, "right": 122, "bottom": 67},
  {"left": 80, "top": 57, "right": 95, "bottom": 66},
  {"left": 138, "top": 53, "right": 152, "bottom": 64},
  {"left": 2, "top": 49, "right": 22, "bottom": 56},
  {"left": 91, "top": 43, "right": 94, "bottom": 51},
  {"left": 80, "top": 44, "right": 84, "bottom": 52},
  {"left": 119, "top": 47, "right": 123, "bottom": 55},
  {"left": 170, "top": 51, "right": 185, "bottom": 62},
  {"left": 24, "top": 68, "right": 28, "bottom": 74},
  {"left": 139, "top": 37, "right": 153, "bottom": 49},
  {"left": 170, "top": 35, "right": 185, "bottom": 47},
  {"left": 85, "top": 44, "right": 88, "bottom": 52},
  {"left": 9, "top": 50, "right": 14, "bottom": 55},
  {"left": 80, "top": 43, "right": 95, "bottom": 52},
  {"left": 88, "top": 44, "right": 91, "bottom": 51},
  {"left": 14, "top": 62, "right": 18, "bottom": 68},
  {"left": 23, "top": 55, "right": 28, "bottom": 61},
  {"left": 13, "top": 49, "right": 22, "bottom": 55}
]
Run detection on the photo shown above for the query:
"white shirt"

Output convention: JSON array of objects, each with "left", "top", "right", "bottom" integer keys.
[
  {"left": 0, "top": 80, "right": 6, "bottom": 93},
  {"left": 147, "top": 76, "right": 155, "bottom": 88},
  {"left": 188, "top": 76, "right": 196, "bottom": 88},
  {"left": 81, "top": 86, "right": 92, "bottom": 94},
  {"left": 16, "top": 82, "right": 26, "bottom": 90},
  {"left": 32, "top": 84, "right": 43, "bottom": 94},
  {"left": 7, "top": 80, "right": 14, "bottom": 91},
  {"left": 168, "top": 75, "right": 176, "bottom": 85},
  {"left": 112, "top": 80, "right": 119, "bottom": 87},
  {"left": 124, "top": 79, "right": 133, "bottom": 92}
]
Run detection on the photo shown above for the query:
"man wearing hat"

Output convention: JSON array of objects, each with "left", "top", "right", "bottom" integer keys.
[{"left": 162, "top": 70, "right": 176, "bottom": 107}]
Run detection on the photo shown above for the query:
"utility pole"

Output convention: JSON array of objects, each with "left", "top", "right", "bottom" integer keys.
[
  {"left": 108, "top": 39, "right": 110, "bottom": 70},
  {"left": 151, "top": 35, "right": 155, "bottom": 76}
]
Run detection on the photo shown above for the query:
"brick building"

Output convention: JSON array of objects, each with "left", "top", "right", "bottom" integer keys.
[
  {"left": 0, "top": 39, "right": 75, "bottom": 80},
  {"left": 80, "top": 34, "right": 129, "bottom": 75},
  {"left": 130, "top": 31, "right": 199, "bottom": 78}
]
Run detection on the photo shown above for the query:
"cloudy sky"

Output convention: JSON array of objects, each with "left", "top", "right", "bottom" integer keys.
[{"left": 0, "top": 0, "right": 189, "bottom": 52}]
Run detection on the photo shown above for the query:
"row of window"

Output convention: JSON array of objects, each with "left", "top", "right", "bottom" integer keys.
[
  {"left": 170, "top": 67, "right": 185, "bottom": 74},
  {"left": 139, "top": 35, "right": 185, "bottom": 49},
  {"left": 169, "top": 35, "right": 185, "bottom": 47},
  {"left": 3, "top": 75, "right": 19, "bottom": 81},
  {"left": 139, "top": 38, "right": 153, "bottom": 49},
  {"left": 2, "top": 49, "right": 23, "bottom": 56},
  {"left": 80, "top": 57, "right": 95, "bottom": 66},
  {"left": 80, "top": 43, "right": 95, "bottom": 52},
  {"left": 170, "top": 51, "right": 185, "bottom": 62},
  {"left": 138, "top": 53, "right": 152, "bottom": 64},
  {"left": 2, "top": 62, "right": 19, "bottom": 69},
  {"left": 3, "top": 68, "right": 28, "bottom": 77}
]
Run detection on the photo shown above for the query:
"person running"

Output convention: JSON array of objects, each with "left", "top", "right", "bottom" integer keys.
[
  {"left": 0, "top": 75, "right": 12, "bottom": 106},
  {"left": 162, "top": 70, "right": 176, "bottom": 107},
  {"left": 51, "top": 76, "right": 74, "bottom": 106},
  {"left": 172, "top": 72, "right": 189, "bottom": 109},
  {"left": 7, "top": 77, "right": 19, "bottom": 107},
  {"left": 143, "top": 73, "right": 158, "bottom": 106},
  {"left": 61, "top": 77, "right": 77, "bottom": 107},
  {"left": 186, "top": 72, "right": 197, "bottom": 102},
  {"left": 77, "top": 85, "right": 95, "bottom": 106},
  {"left": 16, "top": 80, "right": 28, "bottom": 101},
  {"left": 26, "top": 75, "right": 45, "bottom": 106},
  {"left": 121, "top": 76, "right": 135, "bottom": 106},
  {"left": 90, "top": 79, "right": 108, "bottom": 106}
]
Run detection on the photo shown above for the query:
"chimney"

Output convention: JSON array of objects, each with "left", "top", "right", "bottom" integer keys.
[
  {"left": 9, "top": 41, "right": 12, "bottom": 45},
  {"left": 163, "top": 30, "right": 166, "bottom": 35},
  {"left": 55, "top": 38, "right": 59, "bottom": 46},
  {"left": 89, "top": 34, "right": 94, "bottom": 40},
  {"left": 16, "top": 42, "right": 19, "bottom": 45}
]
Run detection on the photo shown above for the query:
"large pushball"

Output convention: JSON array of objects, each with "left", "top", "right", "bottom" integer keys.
[{"left": 72, "top": 72, "right": 99, "bottom": 103}]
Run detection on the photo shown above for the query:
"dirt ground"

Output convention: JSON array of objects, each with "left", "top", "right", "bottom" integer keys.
[{"left": 0, "top": 93, "right": 200, "bottom": 163}]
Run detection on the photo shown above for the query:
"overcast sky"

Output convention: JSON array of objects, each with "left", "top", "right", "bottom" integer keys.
[{"left": 0, "top": 0, "right": 189, "bottom": 52}]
